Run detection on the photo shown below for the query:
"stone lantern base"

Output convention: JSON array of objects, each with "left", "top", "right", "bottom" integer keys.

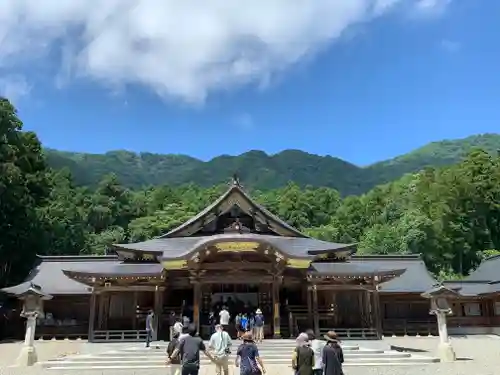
[
  {"left": 17, "top": 345, "right": 38, "bottom": 366},
  {"left": 438, "top": 342, "right": 456, "bottom": 363}
]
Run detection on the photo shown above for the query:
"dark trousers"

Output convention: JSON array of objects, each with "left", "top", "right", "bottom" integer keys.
[
  {"left": 312, "top": 370, "right": 323, "bottom": 375},
  {"left": 181, "top": 365, "right": 199, "bottom": 375},
  {"left": 146, "top": 330, "right": 153, "bottom": 347}
]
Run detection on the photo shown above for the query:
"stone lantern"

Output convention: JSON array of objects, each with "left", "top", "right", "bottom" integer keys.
[
  {"left": 421, "top": 285, "right": 460, "bottom": 362},
  {"left": 16, "top": 283, "right": 53, "bottom": 366}
]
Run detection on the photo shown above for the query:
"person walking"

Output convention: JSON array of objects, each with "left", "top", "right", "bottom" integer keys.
[
  {"left": 169, "top": 311, "right": 177, "bottom": 341},
  {"left": 145, "top": 310, "right": 155, "bottom": 348},
  {"left": 166, "top": 331, "right": 181, "bottom": 375},
  {"left": 306, "top": 329, "right": 325, "bottom": 375},
  {"left": 235, "top": 331, "right": 266, "bottom": 375},
  {"left": 219, "top": 306, "right": 230, "bottom": 331},
  {"left": 167, "top": 324, "right": 215, "bottom": 375},
  {"left": 253, "top": 309, "right": 264, "bottom": 343},
  {"left": 173, "top": 317, "right": 184, "bottom": 337},
  {"left": 292, "top": 332, "right": 314, "bottom": 375},
  {"left": 322, "top": 331, "right": 344, "bottom": 375},
  {"left": 208, "top": 324, "right": 232, "bottom": 375}
]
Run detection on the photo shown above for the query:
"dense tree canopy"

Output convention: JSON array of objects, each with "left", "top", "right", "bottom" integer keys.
[{"left": 1, "top": 98, "right": 500, "bottom": 287}]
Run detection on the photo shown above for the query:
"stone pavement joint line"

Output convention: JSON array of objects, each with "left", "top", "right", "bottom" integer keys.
[{"left": 39, "top": 340, "right": 439, "bottom": 371}]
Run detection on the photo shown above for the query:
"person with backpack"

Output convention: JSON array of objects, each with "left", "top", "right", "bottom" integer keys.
[
  {"left": 254, "top": 309, "right": 264, "bottom": 343},
  {"left": 208, "top": 324, "right": 232, "bottom": 375},
  {"left": 166, "top": 331, "right": 181, "bottom": 375}
]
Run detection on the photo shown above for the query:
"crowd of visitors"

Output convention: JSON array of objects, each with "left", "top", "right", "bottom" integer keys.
[{"left": 165, "top": 324, "right": 344, "bottom": 375}]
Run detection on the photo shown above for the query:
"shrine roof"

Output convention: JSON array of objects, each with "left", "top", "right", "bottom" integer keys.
[
  {"left": 162, "top": 177, "right": 306, "bottom": 238},
  {"left": 320, "top": 255, "right": 436, "bottom": 293},
  {"left": 62, "top": 262, "right": 163, "bottom": 279},
  {"left": 1, "top": 256, "right": 119, "bottom": 296},
  {"left": 310, "top": 262, "right": 406, "bottom": 277},
  {"left": 113, "top": 233, "right": 354, "bottom": 260},
  {"left": 463, "top": 254, "right": 500, "bottom": 283},
  {"left": 442, "top": 280, "right": 500, "bottom": 296}
]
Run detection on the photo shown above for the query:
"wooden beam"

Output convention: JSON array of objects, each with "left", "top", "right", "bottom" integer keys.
[
  {"left": 200, "top": 262, "right": 272, "bottom": 270},
  {"left": 308, "top": 284, "right": 373, "bottom": 291},
  {"left": 95, "top": 285, "right": 164, "bottom": 293}
]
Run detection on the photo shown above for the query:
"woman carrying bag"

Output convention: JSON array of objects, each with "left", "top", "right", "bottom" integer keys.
[{"left": 235, "top": 331, "right": 266, "bottom": 375}]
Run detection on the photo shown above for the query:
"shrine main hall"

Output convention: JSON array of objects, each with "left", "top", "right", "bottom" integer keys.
[{"left": 3, "top": 178, "right": 500, "bottom": 341}]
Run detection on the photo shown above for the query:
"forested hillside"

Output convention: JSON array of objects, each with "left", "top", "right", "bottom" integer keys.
[
  {"left": 2, "top": 97, "right": 500, "bottom": 290},
  {"left": 44, "top": 133, "right": 500, "bottom": 195}
]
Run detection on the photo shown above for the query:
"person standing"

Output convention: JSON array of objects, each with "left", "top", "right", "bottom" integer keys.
[
  {"left": 219, "top": 306, "right": 230, "bottom": 331},
  {"left": 235, "top": 331, "right": 266, "bottom": 375},
  {"left": 292, "top": 332, "right": 314, "bottom": 375},
  {"left": 208, "top": 324, "right": 232, "bottom": 375},
  {"left": 167, "top": 324, "right": 215, "bottom": 375},
  {"left": 145, "top": 310, "right": 155, "bottom": 348},
  {"left": 254, "top": 309, "right": 264, "bottom": 343},
  {"left": 306, "top": 329, "right": 325, "bottom": 375},
  {"left": 173, "top": 317, "right": 184, "bottom": 337},
  {"left": 322, "top": 331, "right": 344, "bottom": 375},
  {"left": 169, "top": 311, "right": 177, "bottom": 341}
]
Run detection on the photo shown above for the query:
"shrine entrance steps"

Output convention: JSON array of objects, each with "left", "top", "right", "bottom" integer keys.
[{"left": 40, "top": 339, "right": 439, "bottom": 371}]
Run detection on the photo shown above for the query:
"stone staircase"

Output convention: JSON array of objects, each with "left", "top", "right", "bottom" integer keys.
[{"left": 40, "top": 339, "right": 439, "bottom": 371}]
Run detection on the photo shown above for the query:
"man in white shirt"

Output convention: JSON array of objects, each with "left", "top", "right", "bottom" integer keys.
[{"left": 219, "top": 306, "right": 230, "bottom": 331}]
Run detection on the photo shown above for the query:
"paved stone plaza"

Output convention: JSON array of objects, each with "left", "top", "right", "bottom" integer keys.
[{"left": 1, "top": 335, "right": 500, "bottom": 375}]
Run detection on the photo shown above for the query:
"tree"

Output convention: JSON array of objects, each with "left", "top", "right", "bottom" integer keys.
[{"left": 0, "top": 98, "right": 49, "bottom": 286}]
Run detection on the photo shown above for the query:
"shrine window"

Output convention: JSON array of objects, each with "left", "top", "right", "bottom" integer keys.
[{"left": 462, "top": 302, "right": 482, "bottom": 316}]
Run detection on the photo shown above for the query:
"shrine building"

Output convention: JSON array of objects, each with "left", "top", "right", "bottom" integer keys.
[{"left": 2, "top": 177, "right": 500, "bottom": 341}]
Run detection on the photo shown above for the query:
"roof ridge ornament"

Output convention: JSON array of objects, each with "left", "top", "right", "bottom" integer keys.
[{"left": 231, "top": 173, "right": 242, "bottom": 188}]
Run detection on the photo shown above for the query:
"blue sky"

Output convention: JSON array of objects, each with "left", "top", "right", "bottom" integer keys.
[{"left": 1, "top": 0, "right": 498, "bottom": 166}]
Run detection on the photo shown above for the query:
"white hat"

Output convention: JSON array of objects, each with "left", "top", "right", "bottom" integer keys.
[{"left": 256, "top": 309, "right": 262, "bottom": 314}]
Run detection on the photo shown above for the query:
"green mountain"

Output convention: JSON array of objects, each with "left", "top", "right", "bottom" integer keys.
[{"left": 44, "top": 133, "right": 500, "bottom": 195}]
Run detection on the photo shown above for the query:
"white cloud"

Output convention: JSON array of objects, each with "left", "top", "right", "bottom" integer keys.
[
  {"left": 0, "top": 75, "right": 31, "bottom": 103},
  {"left": 0, "top": 0, "right": 452, "bottom": 104},
  {"left": 414, "top": 0, "right": 451, "bottom": 15}
]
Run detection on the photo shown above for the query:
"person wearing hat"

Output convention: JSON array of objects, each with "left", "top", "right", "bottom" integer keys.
[
  {"left": 235, "top": 331, "right": 266, "bottom": 375},
  {"left": 253, "top": 309, "right": 264, "bottom": 343},
  {"left": 322, "top": 331, "right": 344, "bottom": 375},
  {"left": 292, "top": 332, "right": 314, "bottom": 375}
]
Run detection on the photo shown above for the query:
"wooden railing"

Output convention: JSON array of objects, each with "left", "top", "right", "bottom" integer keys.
[
  {"left": 93, "top": 330, "right": 148, "bottom": 342},
  {"left": 318, "top": 327, "right": 378, "bottom": 340},
  {"left": 382, "top": 319, "right": 437, "bottom": 336}
]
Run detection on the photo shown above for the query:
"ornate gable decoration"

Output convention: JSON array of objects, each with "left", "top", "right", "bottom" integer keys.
[{"left": 162, "top": 177, "right": 305, "bottom": 238}]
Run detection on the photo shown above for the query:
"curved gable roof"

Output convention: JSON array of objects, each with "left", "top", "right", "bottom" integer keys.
[{"left": 161, "top": 180, "right": 306, "bottom": 238}]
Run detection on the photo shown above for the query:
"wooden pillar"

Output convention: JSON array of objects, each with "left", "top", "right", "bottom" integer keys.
[
  {"left": 153, "top": 287, "right": 163, "bottom": 341},
  {"left": 364, "top": 290, "right": 372, "bottom": 327},
  {"left": 193, "top": 282, "right": 201, "bottom": 334},
  {"left": 372, "top": 285, "right": 383, "bottom": 339},
  {"left": 272, "top": 279, "right": 281, "bottom": 338},
  {"left": 132, "top": 291, "right": 138, "bottom": 330},
  {"left": 88, "top": 292, "right": 97, "bottom": 342},
  {"left": 307, "top": 287, "right": 313, "bottom": 328},
  {"left": 311, "top": 284, "right": 319, "bottom": 337},
  {"left": 156, "top": 287, "right": 164, "bottom": 339}
]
